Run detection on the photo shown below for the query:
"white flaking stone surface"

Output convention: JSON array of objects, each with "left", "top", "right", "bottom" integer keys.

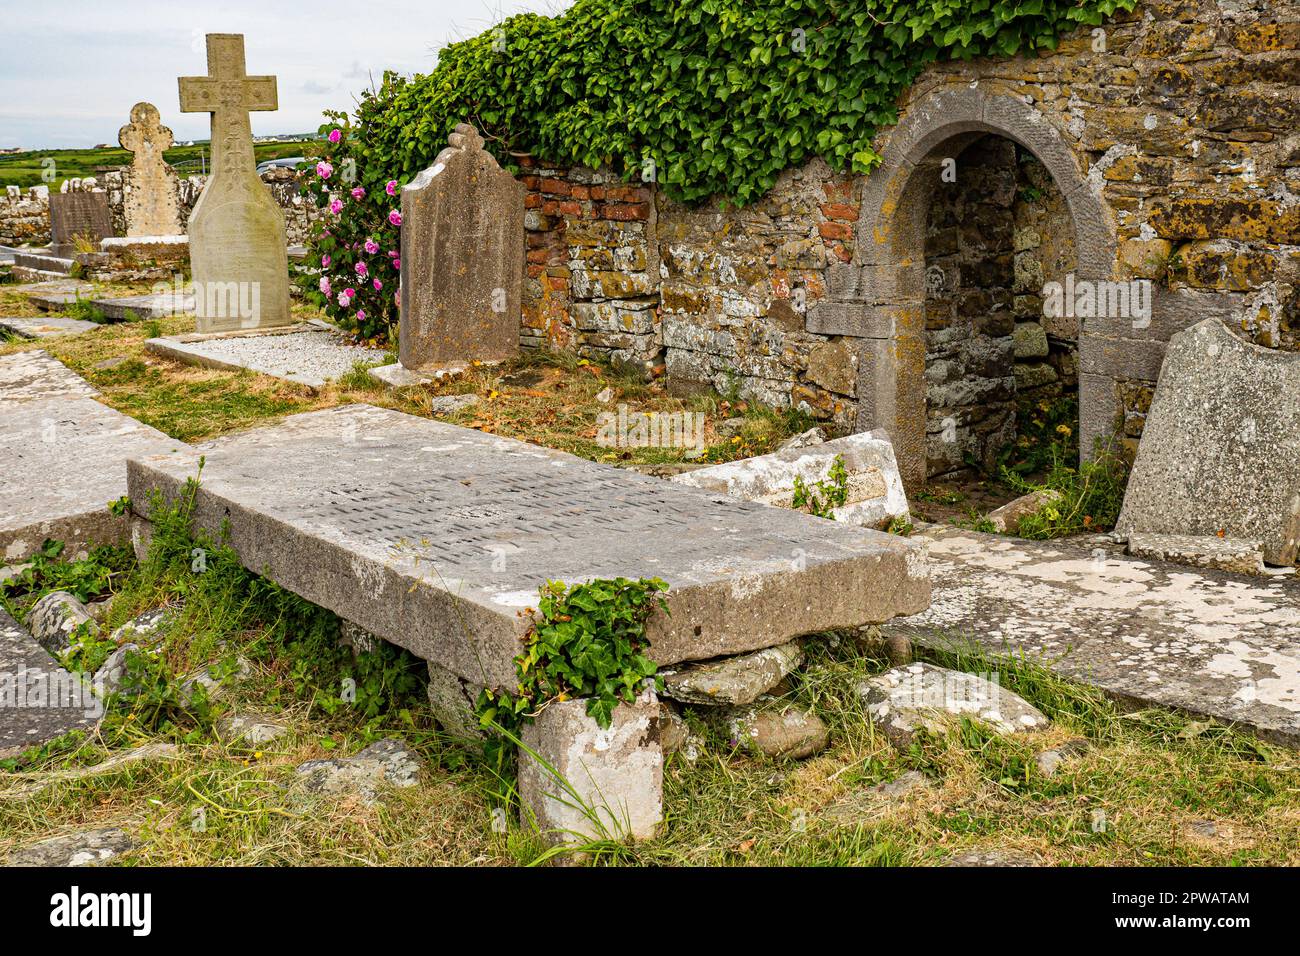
[
  {"left": 127, "top": 404, "right": 930, "bottom": 691},
  {"left": 146, "top": 328, "right": 387, "bottom": 388},
  {"left": 885, "top": 528, "right": 1300, "bottom": 747},
  {"left": 671, "top": 431, "right": 910, "bottom": 528},
  {"left": 519, "top": 689, "right": 662, "bottom": 844}
]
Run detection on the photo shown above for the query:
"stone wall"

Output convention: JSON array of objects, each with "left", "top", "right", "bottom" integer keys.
[
  {"left": 0, "top": 184, "right": 50, "bottom": 245},
  {"left": 0, "top": 166, "right": 317, "bottom": 248},
  {"left": 508, "top": 0, "right": 1298, "bottom": 486}
]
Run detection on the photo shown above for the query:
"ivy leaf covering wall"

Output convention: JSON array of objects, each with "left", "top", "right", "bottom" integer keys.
[{"left": 336, "top": 0, "right": 1136, "bottom": 207}]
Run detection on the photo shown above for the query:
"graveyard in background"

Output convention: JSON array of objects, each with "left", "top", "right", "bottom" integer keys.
[
  {"left": 0, "top": 140, "right": 320, "bottom": 189},
  {"left": 0, "top": 0, "right": 1298, "bottom": 869}
]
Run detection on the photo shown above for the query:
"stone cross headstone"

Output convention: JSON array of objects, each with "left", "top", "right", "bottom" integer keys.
[
  {"left": 398, "top": 123, "right": 524, "bottom": 372},
  {"left": 48, "top": 191, "right": 112, "bottom": 256},
  {"left": 178, "top": 33, "right": 290, "bottom": 332},
  {"left": 118, "top": 102, "right": 183, "bottom": 237}
]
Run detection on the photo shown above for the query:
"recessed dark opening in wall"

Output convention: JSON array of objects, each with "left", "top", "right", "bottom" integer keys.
[{"left": 921, "top": 135, "right": 1079, "bottom": 483}]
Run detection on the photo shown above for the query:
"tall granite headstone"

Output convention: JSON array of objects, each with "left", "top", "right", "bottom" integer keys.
[
  {"left": 48, "top": 190, "right": 112, "bottom": 256},
  {"left": 178, "top": 33, "right": 290, "bottom": 332},
  {"left": 118, "top": 102, "right": 183, "bottom": 237},
  {"left": 398, "top": 123, "right": 524, "bottom": 372}
]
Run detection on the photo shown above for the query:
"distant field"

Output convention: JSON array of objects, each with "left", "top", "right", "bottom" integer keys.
[{"left": 0, "top": 141, "right": 323, "bottom": 188}]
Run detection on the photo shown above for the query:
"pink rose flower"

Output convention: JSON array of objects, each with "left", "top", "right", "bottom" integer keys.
[
  {"left": 321, "top": 254, "right": 331, "bottom": 268},
  {"left": 329, "top": 199, "right": 343, "bottom": 215},
  {"left": 316, "top": 162, "right": 333, "bottom": 179},
  {"left": 350, "top": 186, "right": 365, "bottom": 200},
  {"left": 372, "top": 278, "right": 383, "bottom": 291},
  {"left": 355, "top": 261, "right": 368, "bottom": 278},
  {"left": 328, "top": 128, "right": 342, "bottom": 144},
  {"left": 364, "top": 238, "right": 379, "bottom": 255},
  {"left": 392, "top": 258, "right": 400, "bottom": 270},
  {"left": 337, "top": 292, "right": 351, "bottom": 307},
  {"left": 356, "top": 310, "right": 366, "bottom": 323},
  {"left": 388, "top": 210, "right": 402, "bottom": 227},
  {"left": 344, "top": 287, "right": 356, "bottom": 299},
  {"left": 385, "top": 180, "right": 398, "bottom": 196},
  {"left": 319, "top": 277, "right": 331, "bottom": 295}
]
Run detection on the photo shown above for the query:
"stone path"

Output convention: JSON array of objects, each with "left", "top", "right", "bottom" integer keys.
[
  {"left": 0, "top": 350, "right": 189, "bottom": 563},
  {"left": 146, "top": 324, "right": 387, "bottom": 388},
  {"left": 127, "top": 404, "right": 930, "bottom": 691},
  {"left": 884, "top": 527, "right": 1300, "bottom": 747}
]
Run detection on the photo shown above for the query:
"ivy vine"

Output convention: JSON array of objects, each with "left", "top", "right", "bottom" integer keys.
[
  {"left": 476, "top": 576, "right": 668, "bottom": 766},
  {"left": 327, "top": 0, "right": 1136, "bottom": 207}
]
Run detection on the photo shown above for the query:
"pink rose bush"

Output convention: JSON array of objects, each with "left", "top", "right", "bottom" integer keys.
[{"left": 300, "top": 122, "right": 401, "bottom": 342}]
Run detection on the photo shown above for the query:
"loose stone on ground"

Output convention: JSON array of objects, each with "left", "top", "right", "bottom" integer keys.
[
  {"left": 660, "top": 641, "right": 802, "bottom": 706},
  {"left": 7, "top": 827, "right": 136, "bottom": 867},
  {"left": 671, "top": 430, "right": 911, "bottom": 529},
  {"left": 858, "top": 661, "right": 1050, "bottom": 748},
  {"left": 295, "top": 738, "right": 423, "bottom": 803}
]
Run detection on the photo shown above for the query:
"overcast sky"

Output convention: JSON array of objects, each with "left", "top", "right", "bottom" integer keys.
[{"left": 0, "top": 0, "right": 573, "bottom": 149}]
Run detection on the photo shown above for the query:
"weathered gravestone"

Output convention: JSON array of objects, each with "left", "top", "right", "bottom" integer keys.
[
  {"left": 118, "top": 102, "right": 184, "bottom": 237},
  {"left": 1115, "top": 318, "right": 1300, "bottom": 566},
  {"left": 48, "top": 190, "right": 112, "bottom": 256},
  {"left": 178, "top": 33, "right": 290, "bottom": 332},
  {"left": 398, "top": 123, "right": 524, "bottom": 374},
  {"left": 126, "top": 403, "right": 929, "bottom": 842},
  {"left": 0, "top": 351, "right": 188, "bottom": 563}
]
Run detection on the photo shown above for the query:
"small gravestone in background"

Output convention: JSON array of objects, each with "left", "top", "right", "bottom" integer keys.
[
  {"left": 398, "top": 123, "right": 524, "bottom": 373},
  {"left": 178, "top": 33, "right": 290, "bottom": 332},
  {"left": 48, "top": 191, "right": 112, "bottom": 256},
  {"left": 1115, "top": 318, "right": 1300, "bottom": 566},
  {"left": 118, "top": 102, "right": 183, "bottom": 237}
]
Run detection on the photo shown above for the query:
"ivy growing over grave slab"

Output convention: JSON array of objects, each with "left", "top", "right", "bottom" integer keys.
[
  {"left": 476, "top": 576, "right": 668, "bottom": 770},
  {"left": 323, "top": 0, "right": 1136, "bottom": 208}
]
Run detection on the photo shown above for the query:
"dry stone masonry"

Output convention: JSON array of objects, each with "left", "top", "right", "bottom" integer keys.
[{"left": 498, "top": 0, "right": 1298, "bottom": 488}]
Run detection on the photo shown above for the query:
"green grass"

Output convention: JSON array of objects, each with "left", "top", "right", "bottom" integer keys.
[
  {"left": 0, "top": 141, "right": 322, "bottom": 189},
  {"left": 3, "top": 520, "right": 1296, "bottom": 866}
]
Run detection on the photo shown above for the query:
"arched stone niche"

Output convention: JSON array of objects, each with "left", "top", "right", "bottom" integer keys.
[{"left": 837, "top": 84, "right": 1118, "bottom": 489}]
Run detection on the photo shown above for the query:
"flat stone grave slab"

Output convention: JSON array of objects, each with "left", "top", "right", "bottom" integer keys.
[
  {"left": 0, "top": 315, "right": 100, "bottom": 340},
  {"left": 127, "top": 404, "right": 930, "bottom": 691},
  {"left": 1115, "top": 319, "right": 1300, "bottom": 566},
  {"left": 0, "top": 350, "right": 190, "bottom": 563},
  {"left": 28, "top": 289, "right": 191, "bottom": 321},
  {"left": 145, "top": 324, "right": 386, "bottom": 388},
  {"left": 0, "top": 607, "right": 100, "bottom": 758},
  {"left": 10, "top": 279, "right": 91, "bottom": 298},
  {"left": 884, "top": 527, "right": 1300, "bottom": 747},
  {"left": 12, "top": 252, "right": 73, "bottom": 276}
]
